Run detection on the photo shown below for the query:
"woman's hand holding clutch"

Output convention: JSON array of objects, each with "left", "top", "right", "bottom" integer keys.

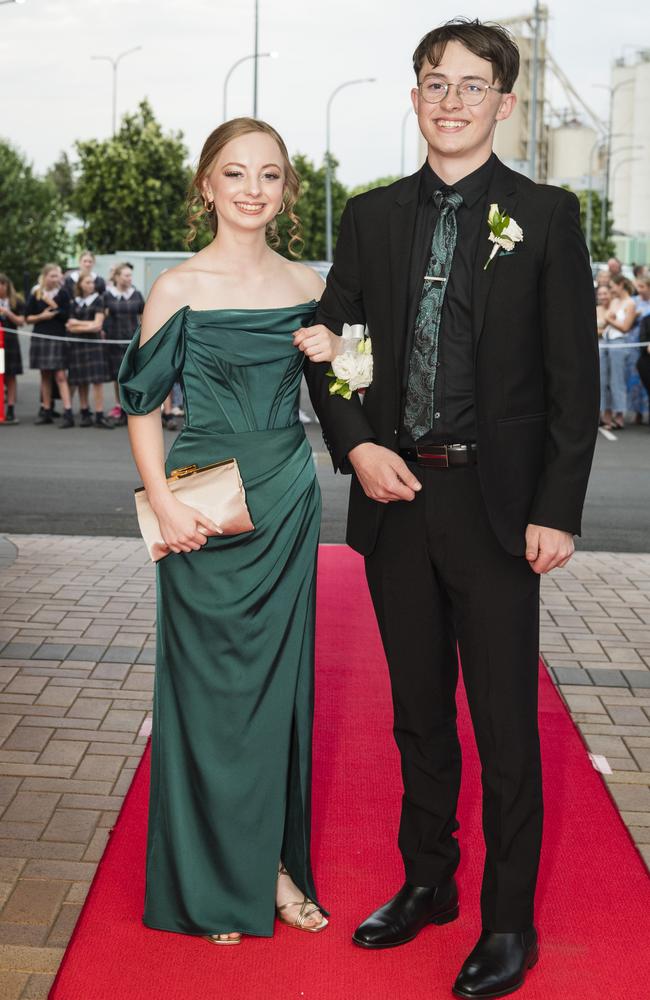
[{"left": 150, "top": 492, "right": 221, "bottom": 555}]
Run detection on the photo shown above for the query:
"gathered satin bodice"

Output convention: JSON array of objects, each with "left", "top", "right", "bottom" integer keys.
[{"left": 118, "top": 301, "right": 318, "bottom": 434}]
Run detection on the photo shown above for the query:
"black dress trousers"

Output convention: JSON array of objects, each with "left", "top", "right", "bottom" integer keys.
[{"left": 364, "top": 462, "right": 542, "bottom": 932}]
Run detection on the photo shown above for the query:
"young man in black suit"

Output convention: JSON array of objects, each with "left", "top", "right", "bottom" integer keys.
[{"left": 296, "top": 17, "right": 599, "bottom": 999}]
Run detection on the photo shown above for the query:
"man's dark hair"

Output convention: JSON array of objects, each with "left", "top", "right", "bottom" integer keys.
[{"left": 413, "top": 17, "right": 520, "bottom": 94}]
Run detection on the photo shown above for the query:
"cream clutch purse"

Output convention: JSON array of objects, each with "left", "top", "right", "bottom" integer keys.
[{"left": 134, "top": 459, "right": 254, "bottom": 562}]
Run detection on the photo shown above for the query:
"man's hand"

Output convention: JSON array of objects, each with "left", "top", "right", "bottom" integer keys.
[
  {"left": 525, "top": 524, "right": 575, "bottom": 574},
  {"left": 348, "top": 442, "right": 422, "bottom": 503}
]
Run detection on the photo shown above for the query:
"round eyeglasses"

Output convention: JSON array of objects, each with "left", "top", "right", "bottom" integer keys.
[{"left": 418, "top": 79, "right": 504, "bottom": 107}]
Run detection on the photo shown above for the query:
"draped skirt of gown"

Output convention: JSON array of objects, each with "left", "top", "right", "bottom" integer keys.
[{"left": 118, "top": 301, "right": 322, "bottom": 936}]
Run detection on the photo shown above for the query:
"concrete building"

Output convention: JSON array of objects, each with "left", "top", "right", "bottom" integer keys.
[
  {"left": 547, "top": 119, "right": 601, "bottom": 192},
  {"left": 493, "top": 32, "right": 548, "bottom": 180},
  {"left": 610, "top": 51, "right": 650, "bottom": 238}
]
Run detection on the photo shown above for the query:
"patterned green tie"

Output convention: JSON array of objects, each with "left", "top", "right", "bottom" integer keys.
[{"left": 404, "top": 187, "right": 463, "bottom": 441}]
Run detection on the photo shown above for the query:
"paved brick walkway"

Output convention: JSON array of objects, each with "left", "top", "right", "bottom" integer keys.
[{"left": 0, "top": 535, "right": 647, "bottom": 999}]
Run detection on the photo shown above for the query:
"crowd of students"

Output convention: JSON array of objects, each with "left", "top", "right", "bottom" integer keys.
[
  {"left": 3, "top": 250, "right": 649, "bottom": 432},
  {"left": 0, "top": 251, "right": 182, "bottom": 429},
  {"left": 596, "top": 259, "right": 650, "bottom": 431}
]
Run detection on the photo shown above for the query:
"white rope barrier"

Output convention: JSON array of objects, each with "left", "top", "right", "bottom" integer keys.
[
  {"left": 9, "top": 328, "right": 134, "bottom": 345},
  {"left": 5, "top": 328, "right": 649, "bottom": 350},
  {"left": 598, "top": 341, "right": 647, "bottom": 350}
]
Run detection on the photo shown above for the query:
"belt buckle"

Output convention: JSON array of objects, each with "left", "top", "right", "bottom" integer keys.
[{"left": 416, "top": 444, "right": 449, "bottom": 468}]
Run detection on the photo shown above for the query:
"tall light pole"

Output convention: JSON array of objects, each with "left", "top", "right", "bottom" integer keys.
[
  {"left": 586, "top": 137, "right": 603, "bottom": 258},
  {"left": 253, "top": 0, "right": 259, "bottom": 117},
  {"left": 609, "top": 148, "right": 644, "bottom": 243},
  {"left": 611, "top": 156, "right": 642, "bottom": 189},
  {"left": 223, "top": 51, "right": 277, "bottom": 121},
  {"left": 586, "top": 133, "right": 628, "bottom": 257},
  {"left": 400, "top": 107, "right": 412, "bottom": 178},
  {"left": 596, "top": 78, "right": 634, "bottom": 241},
  {"left": 91, "top": 46, "right": 142, "bottom": 136},
  {"left": 325, "top": 77, "right": 375, "bottom": 261}
]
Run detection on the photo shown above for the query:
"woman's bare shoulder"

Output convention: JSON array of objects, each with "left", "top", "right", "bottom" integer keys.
[
  {"left": 284, "top": 260, "right": 326, "bottom": 301},
  {"left": 140, "top": 267, "right": 196, "bottom": 345}
]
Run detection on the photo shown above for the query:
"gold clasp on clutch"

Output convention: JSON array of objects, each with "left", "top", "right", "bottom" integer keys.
[{"left": 170, "top": 464, "right": 199, "bottom": 479}]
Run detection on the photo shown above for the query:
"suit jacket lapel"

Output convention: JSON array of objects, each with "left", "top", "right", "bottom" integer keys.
[
  {"left": 472, "top": 157, "right": 519, "bottom": 357},
  {"left": 389, "top": 171, "right": 421, "bottom": 376}
]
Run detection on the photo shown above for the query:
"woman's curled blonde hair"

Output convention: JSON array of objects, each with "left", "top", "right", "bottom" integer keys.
[{"left": 186, "top": 117, "right": 303, "bottom": 257}]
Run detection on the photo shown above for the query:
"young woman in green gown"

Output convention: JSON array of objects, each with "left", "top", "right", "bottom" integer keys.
[{"left": 118, "top": 118, "right": 341, "bottom": 944}]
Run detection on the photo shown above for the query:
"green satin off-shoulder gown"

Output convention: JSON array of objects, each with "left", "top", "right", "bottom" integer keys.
[{"left": 118, "top": 301, "right": 323, "bottom": 937}]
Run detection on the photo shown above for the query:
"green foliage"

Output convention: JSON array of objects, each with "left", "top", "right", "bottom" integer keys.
[
  {"left": 565, "top": 186, "right": 616, "bottom": 261},
  {"left": 0, "top": 139, "right": 70, "bottom": 290},
  {"left": 277, "top": 153, "right": 348, "bottom": 261},
  {"left": 348, "top": 175, "right": 400, "bottom": 198},
  {"left": 44, "top": 152, "right": 75, "bottom": 211},
  {"left": 73, "top": 99, "right": 195, "bottom": 252}
]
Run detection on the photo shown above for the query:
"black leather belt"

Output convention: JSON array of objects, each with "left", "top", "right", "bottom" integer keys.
[{"left": 399, "top": 443, "right": 478, "bottom": 468}]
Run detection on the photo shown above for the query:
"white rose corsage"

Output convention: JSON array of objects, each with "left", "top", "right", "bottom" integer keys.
[
  {"left": 484, "top": 203, "right": 523, "bottom": 270},
  {"left": 326, "top": 323, "right": 373, "bottom": 400}
]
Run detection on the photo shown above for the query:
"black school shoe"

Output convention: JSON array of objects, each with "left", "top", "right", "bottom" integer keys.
[
  {"left": 94, "top": 413, "right": 114, "bottom": 429},
  {"left": 452, "top": 928, "right": 539, "bottom": 998},
  {"left": 352, "top": 880, "right": 459, "bottom": 949}
]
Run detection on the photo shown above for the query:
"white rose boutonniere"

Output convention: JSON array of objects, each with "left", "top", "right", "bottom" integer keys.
[
  {"left": 484, "top": 203, "right": 523, "bottom": 270},
  {"left": 327, "top": 323, "right": 373, "bottom": 400}
]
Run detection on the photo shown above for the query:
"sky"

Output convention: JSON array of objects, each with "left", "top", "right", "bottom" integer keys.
[{"left": 1, "top": 0, "right": 647, "bottom": 187}]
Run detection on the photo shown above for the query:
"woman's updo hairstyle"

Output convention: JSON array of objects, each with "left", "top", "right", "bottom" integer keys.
[{"left": 186, "top": 117, "right": 303, "bottom": 257}]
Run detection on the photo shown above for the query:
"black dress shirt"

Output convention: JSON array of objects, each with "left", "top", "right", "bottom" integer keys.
[{"left": 400, "top": 153, "right": 496, "bottom": 446}]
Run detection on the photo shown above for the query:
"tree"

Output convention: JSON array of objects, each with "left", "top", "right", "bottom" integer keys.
[
  {"left": 73, "top": 99, "right": 195, "bottom": 252},
  {"left": 0, "top": 140, "right": 70, "bottom": 292},
  {"left": 45, "top": 152, "right": 76, "bottom": 211},
  {"left": 277, "top": 153, "right": 348, "bottom": 261},
  {"left": 566, "top": 187, "right": 616, "bottom": 262}
]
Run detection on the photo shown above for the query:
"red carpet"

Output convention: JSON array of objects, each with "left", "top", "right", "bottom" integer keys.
[{"left": 50, "top": 546, "right": 650, "bottom": 1000}]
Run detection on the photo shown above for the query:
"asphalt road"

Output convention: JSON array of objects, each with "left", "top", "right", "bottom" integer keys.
[{"left": 2, "top": 368, "right": 648, "bottom": 551}]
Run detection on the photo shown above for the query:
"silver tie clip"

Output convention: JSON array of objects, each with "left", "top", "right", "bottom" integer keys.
[{"left": 423, "top": 276, "right": 446, "bottom": 283}]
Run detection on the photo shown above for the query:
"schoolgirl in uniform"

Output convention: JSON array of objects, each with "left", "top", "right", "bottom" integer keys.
[
  {"left": 103, "top": 262, "right": 144, "bottom": 426},
  {"left": 66, "top": 273, "right": 113, "bottom": 428},
  {"left": 0, "top": 273, "right": 25, "bottom": 425},
  {"left": 26, "top": 263, "right": 74, "bottom": 427},
  {"left": 64, "top": 250, "right": 106, "bottom": 299}
]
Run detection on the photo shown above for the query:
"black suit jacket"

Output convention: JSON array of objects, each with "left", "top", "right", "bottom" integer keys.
[{"left": 305, "top": 157, "right": 600, "bottom": 557}]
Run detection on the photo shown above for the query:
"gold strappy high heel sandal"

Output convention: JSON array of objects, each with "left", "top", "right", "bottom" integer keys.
[
  {"left": 276, "top": 864, "right": 328, "bottom": 933},
  {"left": 203, "top": 932, "right": 242, "bottom": 946}
]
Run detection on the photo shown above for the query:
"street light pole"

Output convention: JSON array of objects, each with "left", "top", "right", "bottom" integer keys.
[
  {"left": 223, "top": 51, "right": 277, "bottom": 121},
  {"left": 598, "top": 78, "right": 634, "bottom": 241},
  {"left": 608, "top": 146, "right": 644, "bottom": 242},
  {"left": 253, "top": 0, "right": 259, "bottom": 118},
  {"left": 586, "top": 132, "right": 630, "bottom": 257},
  {"left": 325, "top": 77, "right": 376, "bottom": 261},
  {"left": 400, "top": 107, "right": 412, "bottom": 178},
  {"left": 611, "top": 156, "right": 642, "bottom": 188},
  {"left": 91, "top": 46, "right": 142, "bottom": 136},
  {"left": 586, "top": 137, "right": 602, "bottom": 258}
]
